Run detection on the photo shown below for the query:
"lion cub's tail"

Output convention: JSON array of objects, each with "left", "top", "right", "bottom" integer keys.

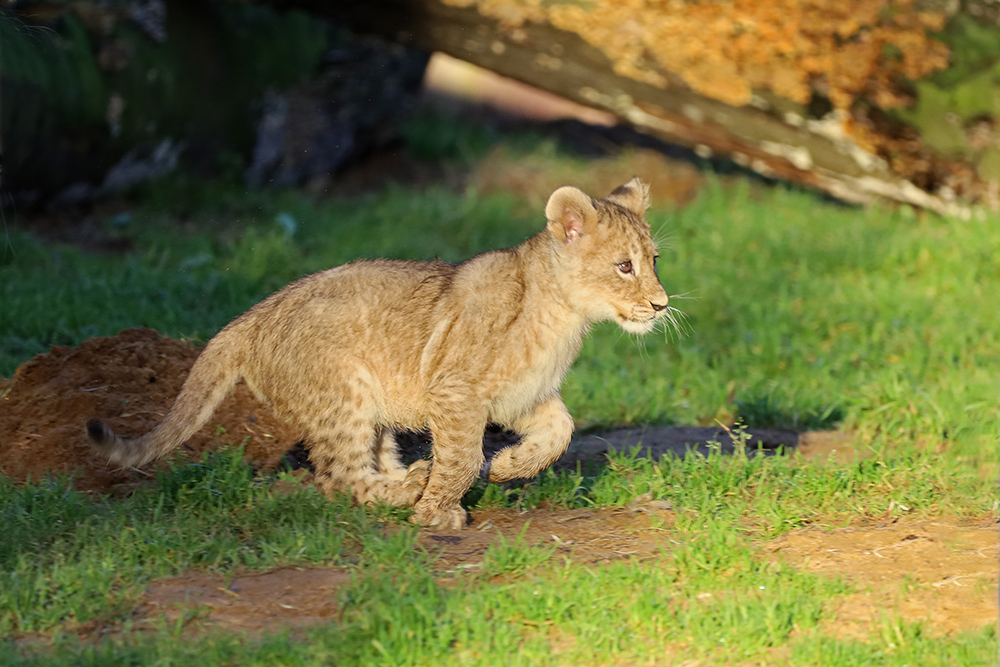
[{"left": 87, "top": 333, "right": 242, "bottom": 468}]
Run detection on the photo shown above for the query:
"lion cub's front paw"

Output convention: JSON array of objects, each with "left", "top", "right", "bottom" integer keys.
[{"left": 409, "top": 504, "right": 469, "bottom": 530}]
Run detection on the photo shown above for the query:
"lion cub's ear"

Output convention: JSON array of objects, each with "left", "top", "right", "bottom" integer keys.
[
  {"left": 545, "top": 186, "right": 597, "bottom": 244},
  {"left": 606, "top": 177, "right": 650, "bottom": 215}
]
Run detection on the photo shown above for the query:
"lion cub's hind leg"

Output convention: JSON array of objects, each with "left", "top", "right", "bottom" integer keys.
[{"left": 308, "top": 415, "right": 429, "bottom": 507}]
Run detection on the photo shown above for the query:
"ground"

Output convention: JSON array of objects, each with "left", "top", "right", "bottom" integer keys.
[
  {"left": 1, "top": 330, "right": 996, "bottom": 646},
  {"left": 106, "top": 514, "right": 992, "bottom": 643}
]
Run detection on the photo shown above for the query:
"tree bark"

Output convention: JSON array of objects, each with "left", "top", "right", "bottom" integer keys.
[{"left": 274, "top": 0, "right": 982, "bottom": 216}]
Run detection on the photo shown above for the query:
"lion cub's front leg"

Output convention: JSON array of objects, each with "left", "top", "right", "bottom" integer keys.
[
  {"left": 410, "top": 403, "right": 486, "bottom": 530},
  {"left": 486, "top": 395, "right": 574, "bottom": 482}
]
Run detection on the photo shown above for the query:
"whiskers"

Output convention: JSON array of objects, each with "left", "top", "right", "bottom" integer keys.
[
  {"left": 657, "top": 306, "right": 691, "bottom": 342},
  {"left": 651, "top": 224, "right": 676, "bottom": 253},
  {"left": 656, "top": 292, "right": 695, "bottom": 343}
]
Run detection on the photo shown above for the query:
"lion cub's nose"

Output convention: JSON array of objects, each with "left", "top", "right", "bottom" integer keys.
[{"left": 651, "top": 300, "right": 668, "bottom": 312}]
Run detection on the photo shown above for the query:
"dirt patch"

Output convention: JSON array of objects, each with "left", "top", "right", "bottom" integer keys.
[
  {"left": 424, "top": 505, "right": 674, "bottom": 574},
  {"left": 123, "top": 506, "right": 671, "bottom": 639},
  {"left": 795, "top": 430, "right": 863, "bottom": 463},
  {"left": 136, "top": 568, "right": 350, "bottom": 635},
  {"left": 765, "top": 520, "right": 999, "bottom": 638},
  {"left": 120, "top": 514, "right": 996, "bottom": 643},
  {"left": 0, "top": 328, "right": 300, "bottom": 494}
]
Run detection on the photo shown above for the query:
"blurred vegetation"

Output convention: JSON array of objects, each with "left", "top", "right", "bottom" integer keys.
[
  {"left": 4, "top": 0, "right": 1000, "bottom": 212},
  {"left": 898, "top": 15, "right": 1000, "bottom": 180},
  {"left": 2, "top": 2, "right": 333, "bottom": 198}
]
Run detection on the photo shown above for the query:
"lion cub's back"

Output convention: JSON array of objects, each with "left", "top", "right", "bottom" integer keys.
[
  {"left": 258, "top": 257, "right": 447, "bottom": 309},
  {"left": 236, "top": 258, "right": 453, "bottom": 359},
  {"left": 311, "top": 258, "right": 454, "bottom": 314}
]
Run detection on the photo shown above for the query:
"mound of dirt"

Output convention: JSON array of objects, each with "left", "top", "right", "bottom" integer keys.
[{"left": 0, "top": 328, "right": 300, "bottom": 494}]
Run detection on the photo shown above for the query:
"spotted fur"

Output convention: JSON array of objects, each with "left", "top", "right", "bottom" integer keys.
[{"left": 88, "top": 179, "right": 670, "bottom": 529}]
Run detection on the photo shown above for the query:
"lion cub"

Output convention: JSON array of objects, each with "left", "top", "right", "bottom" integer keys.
[{"left": 88, "top": 178, "right": 669, "bottom": 529}]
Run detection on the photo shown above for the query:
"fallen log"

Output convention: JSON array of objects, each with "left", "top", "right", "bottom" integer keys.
[
  {"left": 1, "top": 1, "right": 427, "bottom": 206},
  {"left": 273, "top": 0, "right": 996, "bottom": 216}
]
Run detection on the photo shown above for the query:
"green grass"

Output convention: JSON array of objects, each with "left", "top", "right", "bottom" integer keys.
[
  {"left": 0, "top": 449, "right": 421, "bottom": 635},
  {"left": 1, "top": 118, "right": 998, "bottom": 664},
  {"left": 474, "top": 423, "right": 994, "bottom": 530},
  {"left": 2, "top": 447, "right": 995, "bottom": 666},
  {"left": 566, "top": 178, "right": 999, "bottom": 466},
  {"left": 479, "top": 522, "right": 558, "bottom": 577}
]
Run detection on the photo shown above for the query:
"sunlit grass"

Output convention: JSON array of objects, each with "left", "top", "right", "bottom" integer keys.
[
  {"left": 1, "top": 115, "right": 997, "bottom": 665},
  {"left": 0, "top": 438, "right": 990, "bottom": 638},
  {"left": 472, "top": 425, "right": 994, "bottom": 533},
  {"left": 2, "top": 445, "right": 996, "bottom": 666},
  {"left": 566, "top": 178, "right": 998, "bottom": 468}
]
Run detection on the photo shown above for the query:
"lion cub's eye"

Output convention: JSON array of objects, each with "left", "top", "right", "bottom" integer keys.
[{"left": 617, "top": 260, "right": 634, "bottom": 275}]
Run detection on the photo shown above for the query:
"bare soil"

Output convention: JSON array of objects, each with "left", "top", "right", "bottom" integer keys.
[
  {"left": 137, "top": 568, "right": 350, "bottom": 635},
  {"left": 128, "top": 513, "right": 996, "bottom": 643},
  {"left": 1, "top": 331, "right": 996, "bottom": 645},
  {"left": 0, "top": 328, "right": 300, "bottom": 494},
  {"left": 766, "top": 520, "right": 999, "bottom": 640},
  {"left": 133, "top": 507, "right": 669, "bottom": 637}
]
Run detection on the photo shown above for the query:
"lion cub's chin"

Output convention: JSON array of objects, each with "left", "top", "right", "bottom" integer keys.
[{"left": 618, "top": 317, "right": 659, "bottom": 335}]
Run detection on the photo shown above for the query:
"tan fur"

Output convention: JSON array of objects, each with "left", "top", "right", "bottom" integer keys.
[{"left": 87, "top": 179, "right": 669, "bottom": 529}]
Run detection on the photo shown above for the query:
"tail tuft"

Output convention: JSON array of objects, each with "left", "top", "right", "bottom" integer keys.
[
  {"left": 86, "top": 333, "right": 240, "bottom": 468},
  {"left": 86, "top": 418, "right": 113, "bottom": 446}
]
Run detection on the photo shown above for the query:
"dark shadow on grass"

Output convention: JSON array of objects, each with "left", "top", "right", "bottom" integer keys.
[
  {"left": 735, "top": 394, "right": 844, "bottom": 432},
  {"left": 280, "top": 422, "right": 808, "bottom": 480}
]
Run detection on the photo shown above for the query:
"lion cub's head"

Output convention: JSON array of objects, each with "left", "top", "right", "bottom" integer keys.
[{"left": 545, "top": 178, "right": 669, "bottom": 334}]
